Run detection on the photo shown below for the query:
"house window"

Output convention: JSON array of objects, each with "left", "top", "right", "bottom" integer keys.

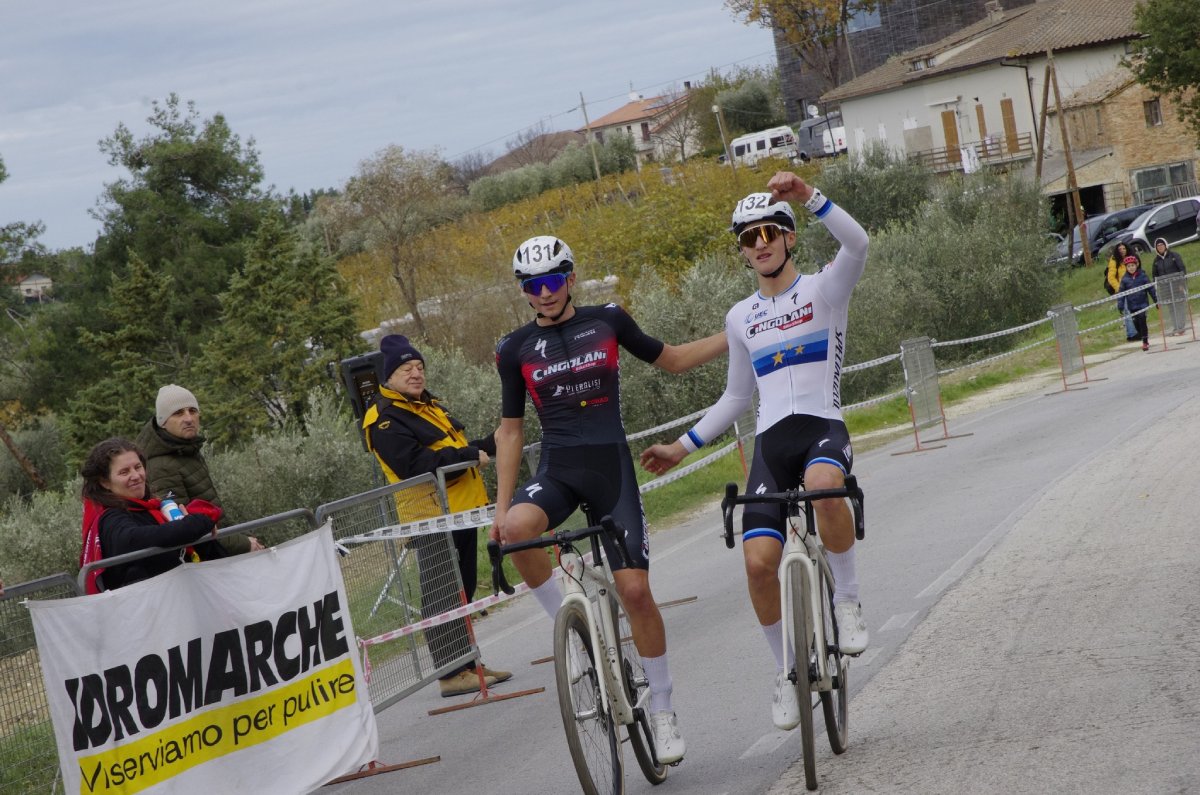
[
  {"left": 640, "top": 122, "right": 651, "bottom": 142},
  {"left": 1143, "top": 98, "right": 1162, "bottom": 127},
  {"left": 1131, "top": 161, "right": 1195, "bottom": 203},
  {"left": 595, "top": 130, "right": 605, "bottom": 144}
]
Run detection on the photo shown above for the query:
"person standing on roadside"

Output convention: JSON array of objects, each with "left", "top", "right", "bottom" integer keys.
[
  {"left": 492, "top": 235, "right": 727, "bottom": 764},
  {"left": 1106, "top": 241, "right": 1139, "bottom": 341},
  {"left": 640, "top": 172, "right": 870, "bottom": 734},
  {"left": 136, "top": 385, "right": 262, "bottom": 555},
  {"left": 363, "top": 334, "right": 513, "bottom": 697},
  {"left": 1150, "top": 238, "right": 1188, "bottom": 336},
  {"left": 1118, "top": 256, "right": 1157, "bottom": 351}
]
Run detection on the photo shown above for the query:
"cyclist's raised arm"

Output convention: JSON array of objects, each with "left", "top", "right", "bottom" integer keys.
[{"left": 653, "top": 330, "right": 728, "bottom": 374}]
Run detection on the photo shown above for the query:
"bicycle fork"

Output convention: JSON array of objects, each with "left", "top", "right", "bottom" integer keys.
[{"left": 782, "top": 545, "right": 831, "bottom": 692}]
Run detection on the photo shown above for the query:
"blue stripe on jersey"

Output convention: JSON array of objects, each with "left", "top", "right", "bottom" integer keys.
[
  {"left": 686, "top": 429, "right": 705, "bottom": 448},
  {"left": 744, "top": 527, "right": 786, "bottom": 544},
  {"left": 813, "top": 198, "right": 833, "bottom": 219},
  {"left": 751, "top": 332, "right": 830, "bottom": 377}
]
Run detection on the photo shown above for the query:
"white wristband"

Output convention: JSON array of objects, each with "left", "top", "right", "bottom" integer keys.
[{"left": 803, "top": 188, "right": 827, "bottom": 214}]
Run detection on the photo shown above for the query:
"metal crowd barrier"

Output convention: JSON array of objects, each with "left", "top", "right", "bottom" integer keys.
[
  {"left": 75, "top": 508, "right": 319, "bottom": 594},
  {"left": 314, "top": 472, "right": 479, "bottom": 713},
  {"left": 1, "top": 574, "right": 78, "bottom": 795}
]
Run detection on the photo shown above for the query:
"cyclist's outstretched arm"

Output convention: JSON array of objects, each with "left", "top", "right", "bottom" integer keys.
[
  {"left": 641, "top": 316, "right": 753, "bottom": 474},
  {"left": 653, "top": 330, "right": 728, "bottom": 374}
]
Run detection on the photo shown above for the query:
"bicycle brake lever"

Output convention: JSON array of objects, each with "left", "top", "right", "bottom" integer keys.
[{"left": 487, "top": 540, "right": 515, "bottom": 595}]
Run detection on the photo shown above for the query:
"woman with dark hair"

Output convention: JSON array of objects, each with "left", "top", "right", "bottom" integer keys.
[
  {"left": 80, "top": 437, "right": 225, "bottom": 592},
  {"left": 1106, "top": 241, "right": 1139, "bottom": 341}
]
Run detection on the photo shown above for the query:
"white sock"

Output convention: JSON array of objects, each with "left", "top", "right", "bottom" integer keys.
[
  {"left": 827, "top": 547, "right": 859, "bottom": 605},
  {"left": 531, "top": 577, "right": 563, "bottom": 620},
  {"left": 641, "top": 653, "right": 673, "bottom": 713},
  {"left": 761, "top": 620, "right": 786, "bottom": 672}
]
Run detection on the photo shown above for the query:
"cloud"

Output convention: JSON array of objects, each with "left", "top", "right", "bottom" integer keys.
[{"left": 0, "top": 0, "right": 775, "bottom": 248}]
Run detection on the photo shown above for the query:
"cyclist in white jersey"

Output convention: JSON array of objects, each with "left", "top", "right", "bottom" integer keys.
[{"left": 640, "top": 171, "right": 869, "bottom": 732}]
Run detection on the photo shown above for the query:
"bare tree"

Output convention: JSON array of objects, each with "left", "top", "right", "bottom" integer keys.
[
  {"left": 336, "top": 146, "right": 465, "bottom": 340},
  {"left": 505, "top": 121, "right": 560, "bottom": 167},
  {"left": 449, "top": 149, "right": 493, "bottom": 194},
  {"left": 651, "top": 85, "right": 703, "bottom": 162}
]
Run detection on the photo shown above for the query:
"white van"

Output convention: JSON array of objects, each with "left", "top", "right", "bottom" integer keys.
[{"left": 729, "top": 126, "right": 799, "bottom": 167}]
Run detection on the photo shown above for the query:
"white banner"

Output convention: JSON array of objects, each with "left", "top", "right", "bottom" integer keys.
[{"left": 28, "top": 523, "right": 378, "bottom": 795}]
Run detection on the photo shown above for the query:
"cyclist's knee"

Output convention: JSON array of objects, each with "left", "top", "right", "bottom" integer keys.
[
  {"left": 743, "top": 539, "right": 782, "bottom": 585},
  {"left": 615, "top": 573, "right": 655, "bottom": 615},
  {"left": 803, "top": 464, "right": 844, "bottom": 492}
]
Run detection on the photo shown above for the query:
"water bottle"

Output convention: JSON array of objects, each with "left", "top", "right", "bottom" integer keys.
[{"left": 161, "top": 493, "right": 185, "bottom": 522}]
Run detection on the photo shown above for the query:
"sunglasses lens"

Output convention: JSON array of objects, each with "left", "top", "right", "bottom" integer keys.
[
  {"left": 738, "top": 224, "right": 783, "bottom": 248},
  {"left": 522, "top": 273, "right": 567, "bottom": 295}
]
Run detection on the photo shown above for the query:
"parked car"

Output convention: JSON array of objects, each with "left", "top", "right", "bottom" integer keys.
[
  {"left": 1113, "top": 196, "right": 1200, "bottom": 253},
  {"left": 1054, "top": 204, "right": 1152, "bottom": 266}
]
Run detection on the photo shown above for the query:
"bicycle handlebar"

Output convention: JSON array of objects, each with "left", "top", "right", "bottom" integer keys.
[
  {"left": 720, "top": 475, "right": 865, "bottom": 549},
  {"left": 487, "top": 515, "right": 632, "bottom": 596}
]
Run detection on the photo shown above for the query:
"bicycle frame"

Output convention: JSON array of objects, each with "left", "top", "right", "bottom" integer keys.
[
  {"left": 780, "top": 511, "right": 837, "bottom": 692},
  {"left": 557, "top": 542, "right": 636, "bottom": 726}
]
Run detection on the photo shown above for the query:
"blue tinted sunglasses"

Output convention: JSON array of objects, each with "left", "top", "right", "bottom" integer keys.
[{"left": 521, "top": 272, "right": 569, "bottom": 295}]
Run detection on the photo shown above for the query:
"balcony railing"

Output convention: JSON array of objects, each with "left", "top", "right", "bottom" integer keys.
[
  {"left": 1133, "top": 180, "right": 1199, "bottom": 206},
  {"left": 909, "top": 132, "right": 1035, "bottom": 173}
]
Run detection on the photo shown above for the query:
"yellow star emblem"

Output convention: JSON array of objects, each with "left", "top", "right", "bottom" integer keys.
[
  {"left": 794, "top": 343, "right": 804, "bottom": 355},
  {"left": 772, "top": 350, "right": 785, "bottom": 366}
]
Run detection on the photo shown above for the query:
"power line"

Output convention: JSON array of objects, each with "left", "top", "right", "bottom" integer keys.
[{"left": 445, "top": 48, "right": 776, "bottom": 162}]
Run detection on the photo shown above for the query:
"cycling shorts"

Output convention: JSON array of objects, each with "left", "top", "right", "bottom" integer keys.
[
  {"left": 510, "top": 443, "right": 649, "bottom": 571},
  {"left": 742, "top": 414, "right": 853, "bottom": 543}
]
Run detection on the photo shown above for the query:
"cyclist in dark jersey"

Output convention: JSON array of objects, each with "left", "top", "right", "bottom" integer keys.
[{"left": 493, "top": 235, "right": 726, "bottom": 764}]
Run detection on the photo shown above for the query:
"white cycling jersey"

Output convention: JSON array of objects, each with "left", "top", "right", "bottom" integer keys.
[{"left": 680, "top": 195, "right": 869, "bottom": 452}]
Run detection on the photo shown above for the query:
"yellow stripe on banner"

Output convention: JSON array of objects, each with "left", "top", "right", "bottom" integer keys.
[{"left": 75, "top": 657, "right": 359, "bottom": 795}]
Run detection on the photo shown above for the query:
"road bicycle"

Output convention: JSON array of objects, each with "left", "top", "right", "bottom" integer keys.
[
  {"left": 489, "top": 514, "right": 670, "bottom": 795},
  {"left": 720, "top": 475, "right": 865, "bottom": 791}
]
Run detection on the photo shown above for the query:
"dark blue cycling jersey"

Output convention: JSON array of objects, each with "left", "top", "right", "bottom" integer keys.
[{"left": 496, "top": 304, "right": 665, "bottom": 448}]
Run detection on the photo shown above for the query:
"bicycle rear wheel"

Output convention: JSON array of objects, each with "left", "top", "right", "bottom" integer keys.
[
  {"left": 613, "top": 593, "right": 668, "bottom": 785},
  {"left": 788, "top": 558, "right": 819, "bottom": 791},
  {"left": 555, "top": 601, "right": 623, "bottom": 795},
  {"left": 819, "top": 567, "right": 849, "bottom": 754}
]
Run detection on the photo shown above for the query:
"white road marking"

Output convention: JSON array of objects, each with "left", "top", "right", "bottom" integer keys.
[
  {"left": 740, "top": 731, "right": 792, "bottom": 759},
  {"left": 878, "top": 611, "right": 918, "bottom": 632}
]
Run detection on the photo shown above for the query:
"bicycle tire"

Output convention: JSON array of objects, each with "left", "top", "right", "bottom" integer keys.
[
  {"left": 789, "top": 558, "right": 819, "bottom": 791},
  {"left": 612, "top": 593, "right": 668, "bottom": 785},
  {"left": 819, "top": 565, "right": 849, "bottom": 754},
  {"left": 555, "top": 601, "right": 623, "bottom": 795}
]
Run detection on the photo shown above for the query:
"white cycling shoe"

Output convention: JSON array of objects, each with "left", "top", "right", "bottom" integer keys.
[
  {"left": 651, "top": 711, "right": 686, "bottom": 764},
  {"left": 835, "top": 601, "right": 869, "bottom": 655},
  {"left": 772, "top": 670, "right": 801, "bottom": 731}
]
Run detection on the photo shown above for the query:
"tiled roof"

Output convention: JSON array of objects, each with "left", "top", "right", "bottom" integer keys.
[
  {"left": 1057, "top": 66, "right": 1136, "bottom": 108},
  {"left": 823, "top": 0, "right": 1139, "bottom": 103},
  {"left": 584, "top": 94, "right": 686, "bottom": 130}
]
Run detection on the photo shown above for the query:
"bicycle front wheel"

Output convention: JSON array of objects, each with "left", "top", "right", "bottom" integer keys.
[
  {"left": 555, "top": 601, "right": 623, "bottom": 795},
  {"left": 789, "top": 558, "right": 819, "bottom": 791},
  {"left": 612, "top": 593, "right": 668, "bottom": 785},
  {"left": 819, "top": 568, "right": 849, "bottom": 754}
]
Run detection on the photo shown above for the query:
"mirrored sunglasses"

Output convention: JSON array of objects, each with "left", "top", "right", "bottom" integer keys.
[
  {"left": 521, "top": 272, "right": 569, "bottom": 295},
  {"left": 737, "top": 223, "right": 788, "bottom": 249}
]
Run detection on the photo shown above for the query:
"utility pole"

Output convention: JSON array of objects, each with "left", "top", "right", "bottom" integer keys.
[
  {"left": 712, "top": 103, "right": 736, "bottom": 175},
  {"left": 579, "top": 92, "right": 604, "bottom": 182},
  {"left": 1048, "top": 53, "right": 1092, "bottom": 267}
]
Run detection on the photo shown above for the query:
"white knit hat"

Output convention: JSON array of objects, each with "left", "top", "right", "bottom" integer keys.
[{"left": 156, "top": 384, "right": 199, "bottom": 426}]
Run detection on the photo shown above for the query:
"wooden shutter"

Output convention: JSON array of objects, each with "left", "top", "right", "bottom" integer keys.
[
  {"left": 1001, "top": 98, "right": 1018, "bottom": 153},
  {"left": 941, "top": 110, "right": 959, "bottom": 153}
]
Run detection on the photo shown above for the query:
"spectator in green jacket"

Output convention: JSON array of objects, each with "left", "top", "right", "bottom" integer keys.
[{"left": 135, "top": 385, "right": 263, "bottom": 554}]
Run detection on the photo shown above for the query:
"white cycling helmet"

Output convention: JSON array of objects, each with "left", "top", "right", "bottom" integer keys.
[
  {"left": 730, "top": 192, "right": 798, "bottom": 236},
  {"left": 513, "top": 235, "right": 575, "bottom": 278}
]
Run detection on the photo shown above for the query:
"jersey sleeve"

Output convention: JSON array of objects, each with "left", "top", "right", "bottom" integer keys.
[
  {"left": 606, "top": 304, "right": 666, "bottom": 363},
  {"left": 810, "top": 199, "right": 869, "bottom": 308},
  {"left": 496, "top": 333, "right": 528, "bottom": 419},
  {"left": 679, "top": 307, "right": 756, "bottom": 452}
]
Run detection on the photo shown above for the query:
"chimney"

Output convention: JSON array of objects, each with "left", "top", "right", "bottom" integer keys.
[
  {"left": 985, "top": 0, "right": 1003, "bottom": 21},
  {"left": 683, "top": 81, "right": 692, "bottom": 91}
]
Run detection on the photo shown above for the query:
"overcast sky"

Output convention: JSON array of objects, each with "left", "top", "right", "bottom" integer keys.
[{"left": 0, "top": 1, "right": 776, "bottom": 250}]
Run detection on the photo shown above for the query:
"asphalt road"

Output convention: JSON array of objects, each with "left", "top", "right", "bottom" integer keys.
[{"left": 328, "top": 337, "right": 1200, "bottom": 795}]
